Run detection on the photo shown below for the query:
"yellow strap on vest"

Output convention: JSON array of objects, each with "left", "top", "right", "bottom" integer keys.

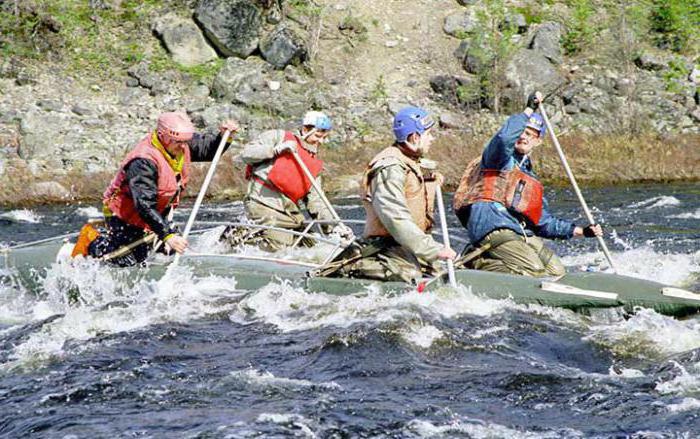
[{"left": 151, "top": 131, "right": 185, "bottom": 174}]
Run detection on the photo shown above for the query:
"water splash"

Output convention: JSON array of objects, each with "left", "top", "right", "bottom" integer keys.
[
  {"left": 585, "top": 308, "right": 700, "bottom": 358},
  {"left": 0, "top": 209, "right": 42, "bottom": 223},
  {"left": 405, "top": 418, "right": 583, "bottom": 438},
  {"left": 668, "top": 208, "right": 700, "bottom": 220},
  {"left": 1, "top": 263, "right": 240, "bottom": 373},
  {"left": 628, "top": 196, "right": 681, "bottom": 209},
  {"left": 563, "top": 246, "right": 699, "bottom": 287},
  {"left": 74, "top": 206, "right": 101, "bottom": 218}
]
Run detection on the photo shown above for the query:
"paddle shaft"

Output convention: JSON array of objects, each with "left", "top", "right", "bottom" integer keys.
[
  {"left": 434, "top": 184, "right": 457, "bottom": 288},
  {"left": 290, "top": 149, "right": 341, "bottom": 222},
  {"left": 170, "top": 130, "right": 231, "bottom": 268},
  {"left": 539, "top": 105, "right": 616, "bottom": 271}
]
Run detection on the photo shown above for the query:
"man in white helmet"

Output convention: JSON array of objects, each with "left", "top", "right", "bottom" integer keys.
[
  {"left": 317, "top": 106, "right": 456, "bottom": 282},
  {"left": 223, "top": 111, "right": 352, "bottom": 251}
]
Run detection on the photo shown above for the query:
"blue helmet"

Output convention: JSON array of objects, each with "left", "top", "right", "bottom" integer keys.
[
  {"left": 302, "top": 111, "right": 332, "bottom": 130},
  {"left": 392, "top": 106, "right": 435, "bottom": 143},
  {"left": 525, "top": 113, "right": 546, "bottom": 137}
]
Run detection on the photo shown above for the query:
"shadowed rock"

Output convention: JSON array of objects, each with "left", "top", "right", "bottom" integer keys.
[
  {"left": 195, "top": 0, "right": 262, "bottom": 58},
  {"left": 260, "top": 24, "right": 308, "bottom": 69}
]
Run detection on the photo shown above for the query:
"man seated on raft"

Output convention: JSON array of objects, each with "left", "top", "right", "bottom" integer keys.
[
  {"left": 73, "top": 112, "right": 239, "bottom": 267},
  {"left": 317, "top": 106, "right": 456, "bottom": 283},
  {"left": 452, "top": 92, "right": 602, "bottom": 277},
  {"left": 221, "top": 111, "right": 353, "bottom": 252}
]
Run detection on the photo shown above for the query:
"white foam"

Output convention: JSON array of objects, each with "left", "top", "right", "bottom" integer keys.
[
  {"left": 229, "top": 368, "right": 342, "bottom": 391},
  {"left": 655, "top": 361, "right": 700, "bottom": 395},
  {"left": 401, "top": 323, "right": 444, "bottom": 348},
  {"left": 666, "top": 397, "right": 700, "bottom": 413},
  {"left": 256, "top": 413, "right": 316, "bottom": 438},
  {"left": 232, "top": 281, "right": 511, "bottom": 335},
  {"left": 585, "top": 308, "right": 700, "bottom": 358},
  {"left": 0, "top": 209, "right": 42, "bottom": 223},
  {"left": 406, "top": 418, "right": 582, "bottom": 439},
  {"left": 668, "top": 208, "right": 700, "bottom": 219},
  {"left": 563, "top": 246, "right": 700, "bottom": 287},
  {"left": 74, "top": 206, "right": 101, "bottom": 218},
  {"left": 1, "top": 263, "right": 240, "bottom": 372},
  {"left": 628, "top": 196, "right": 681, "bottom": 209}
]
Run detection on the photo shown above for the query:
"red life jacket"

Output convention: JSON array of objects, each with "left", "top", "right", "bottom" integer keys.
[
  {"left": 245, "top": 131, "right": 324, "bottom": 204},
  {"left": 103, "top": 133, "right": 191, "bottom": 230},
  {"left": 453, "top": 158, "right": 544, "bottom": 225}
]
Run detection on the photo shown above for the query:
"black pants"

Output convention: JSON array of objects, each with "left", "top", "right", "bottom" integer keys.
[{"left": 87, "top": 216, "right": 152, "bottom": 267}]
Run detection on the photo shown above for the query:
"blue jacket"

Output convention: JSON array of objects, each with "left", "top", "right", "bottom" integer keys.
[{"left": 465, "top": 113, "right": 576, "bottom": 245}]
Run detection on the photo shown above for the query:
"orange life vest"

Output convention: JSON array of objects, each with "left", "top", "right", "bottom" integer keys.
[
  {"left": 245, "top": 131, "right": 323, "bottom": 204},
  {"left": 102, "top": 133, "right": 191, "bottom": 231},
  {"left": 453, "top": 157, "right": 544, "bottom": 225},
  {"left": 362, "top": 146, "right": 436, "bottom": 238}
]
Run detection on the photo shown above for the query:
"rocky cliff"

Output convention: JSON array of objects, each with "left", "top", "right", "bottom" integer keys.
[{"left": 0, "top": 0, "right": 698, "bottom": 205}]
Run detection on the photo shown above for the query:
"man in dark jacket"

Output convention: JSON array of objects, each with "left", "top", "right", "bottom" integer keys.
[
  {"left": 82, "top": 112, "right": 238, "bottom": 266},
  {"left": 452, "top": 93, "right": 602, "bottom": 277}
]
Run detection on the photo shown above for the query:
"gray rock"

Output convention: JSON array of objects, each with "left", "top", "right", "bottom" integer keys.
[
  {"left": 260, "top": 24, "right": 308, "bottom": 69},
  {"left": 456, "top": 0, "right": 478, "bottom": 4},
  {"left": 505, "top": 13, "right": 528, "bottom": 34},
  {"left": 503, "top": 49, "right": 565, "bottom": 107},
  {"left": 118, "top": 87, "right": 149, "bottom": 106},
  {"left": 71, "top": 104, "right": 93, "bottom": 116},
  {"left": 614, "top": 78, "right": 634, "bottom": 96},
  {"left": 125, "top": 77, "right": 140, "bottom": 87},
  {"left": 211, "top": 56, "right": 267, "bottom": 101},
  {"left": 153, "top": 13, "right": 218, "bottom": 67},
  {"left": 690, "top": 108, "right": 700, "bottom": 123},
  {"left": 18, "top": 110, "right": 69, "bottom": 159},
  {"left": 149, "top": 80, "right": 170, "bottom": 97},
  {"left": 195, "top": 0, "right": 262, "bottom": 58},
  {"left": 634, "top": 52, "right": 667, "bottom": 71},
  {"left": 438, "top": 112, "right": 464, "bottom": 129},
  {"left": 443, "top": 9, "right": 479, "bottom": 37},
  {"left": 36, "top": 99, "right": 63, "bottom": 112},
  {"left": 689, "top": 68, "right": 700, "bottom": 84},
  {"left": 31, "top": 181, "right": 71, "bottom": 200},
  {"left": 187, "top": 84, "right": 211, "bottom": 98},
  {"left": 528, "top": 22, "right": 562, "bottom": 65},
  {"left": 564, "top": 104, "right": 580, "bottom": 114},
  {"left": 429, "top": 75, "right": 480, "bottom": 106},
  {"left": 15, "top": 73, "right": 37, "bottom": 86}
]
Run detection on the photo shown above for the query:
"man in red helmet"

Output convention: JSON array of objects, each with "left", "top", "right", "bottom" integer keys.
[{"left": 78, "top": 112, "right": 239, "bottom": 267}]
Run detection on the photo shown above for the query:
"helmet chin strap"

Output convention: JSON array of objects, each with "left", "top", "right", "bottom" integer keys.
[{"left": 302, "top": 127, "right": 317, "bottom": 141}]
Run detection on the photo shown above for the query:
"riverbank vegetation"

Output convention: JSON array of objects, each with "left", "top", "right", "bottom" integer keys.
[{"left": 1, "top": 131, "right": 698, "bottom": 207}]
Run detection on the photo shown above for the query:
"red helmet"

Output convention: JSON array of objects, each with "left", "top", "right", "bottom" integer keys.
[{"left": 157, "top": 112, "right": 195, "bottom": 142}]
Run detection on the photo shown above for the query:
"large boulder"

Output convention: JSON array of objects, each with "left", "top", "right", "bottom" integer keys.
[
  {"left": 528, "top": 22, "right": 562, "bottom": 65},
  {"left": 503, "top": 48, "right": 566, "bottom": 107},
  {"left": 211, "top": 57, "right": 268, "bottom": 102},
  {"left": 195, "top": 0, "right": 262, "bottom": 58},
  {"left": 153, "top": 13, "right": 218, "bottom": 67},
  {"left": 259, "top": 24, "right": 308, "bottom": 69}
]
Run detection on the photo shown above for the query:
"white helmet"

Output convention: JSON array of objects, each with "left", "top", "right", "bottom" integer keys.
[{"left": 302, "top": 111, "right": 332, "bottom": 130}]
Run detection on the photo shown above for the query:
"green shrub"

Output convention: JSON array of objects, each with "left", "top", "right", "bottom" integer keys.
[
  {"left": 649, "top": 0, "right": 700, "bottom": 54},
  {"left": 562, "top": 0, "right": 597, "bottom": 55}
]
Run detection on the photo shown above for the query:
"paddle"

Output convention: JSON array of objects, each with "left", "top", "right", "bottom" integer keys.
[
  {"left": 167, "top": 130, "right": 232, "bottom": 272},
  {"left": 290, "top": 149, "right": 341, "bottom": 222},
  {"left": 434, "top": 183, "right": 457, "bottom": 288},
  {"left": 538, "top": 104, "right": 616, "bottom": 271}
]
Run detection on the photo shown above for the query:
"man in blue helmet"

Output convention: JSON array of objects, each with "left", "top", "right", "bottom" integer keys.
[
  {"left": 222, "top": 110, "right": 352, "bottom": 251},
  {"left": 318, "top": 106, "right": 456, "bottom": 282},
  {"left": 452, "top": 92, "right": 602, "bottom": 277}
]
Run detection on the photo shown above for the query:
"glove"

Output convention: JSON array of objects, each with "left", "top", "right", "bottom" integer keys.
[
  {"left": 331, "top": 223, "right": 355, "bottom": 241},
  {"left": 583, "top": 224, "right": 600, "bottom": 238},
  {"left": 273, "top": 140, "right": 297, "bottom": 156},
  {"left": 526, "top": 91, "right": 543, "bottom": 111}
]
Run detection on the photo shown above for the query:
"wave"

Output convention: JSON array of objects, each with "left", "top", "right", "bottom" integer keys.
[
  {"left": 74, "top": 206, "right": 102, "bottom": 218},
  {"left": 668, "top": 208, "right": 700, "bottom": 219},
  {"left": 627, "top": 196, "right": 681, "bottom": 209},
  {"left": 0, "top": 209, "right": 42, "bottom": 223}
]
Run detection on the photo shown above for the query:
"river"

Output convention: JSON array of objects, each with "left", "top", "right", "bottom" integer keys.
[{"left": 1, "top": 182, "right": 699, "bottom": 437}]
